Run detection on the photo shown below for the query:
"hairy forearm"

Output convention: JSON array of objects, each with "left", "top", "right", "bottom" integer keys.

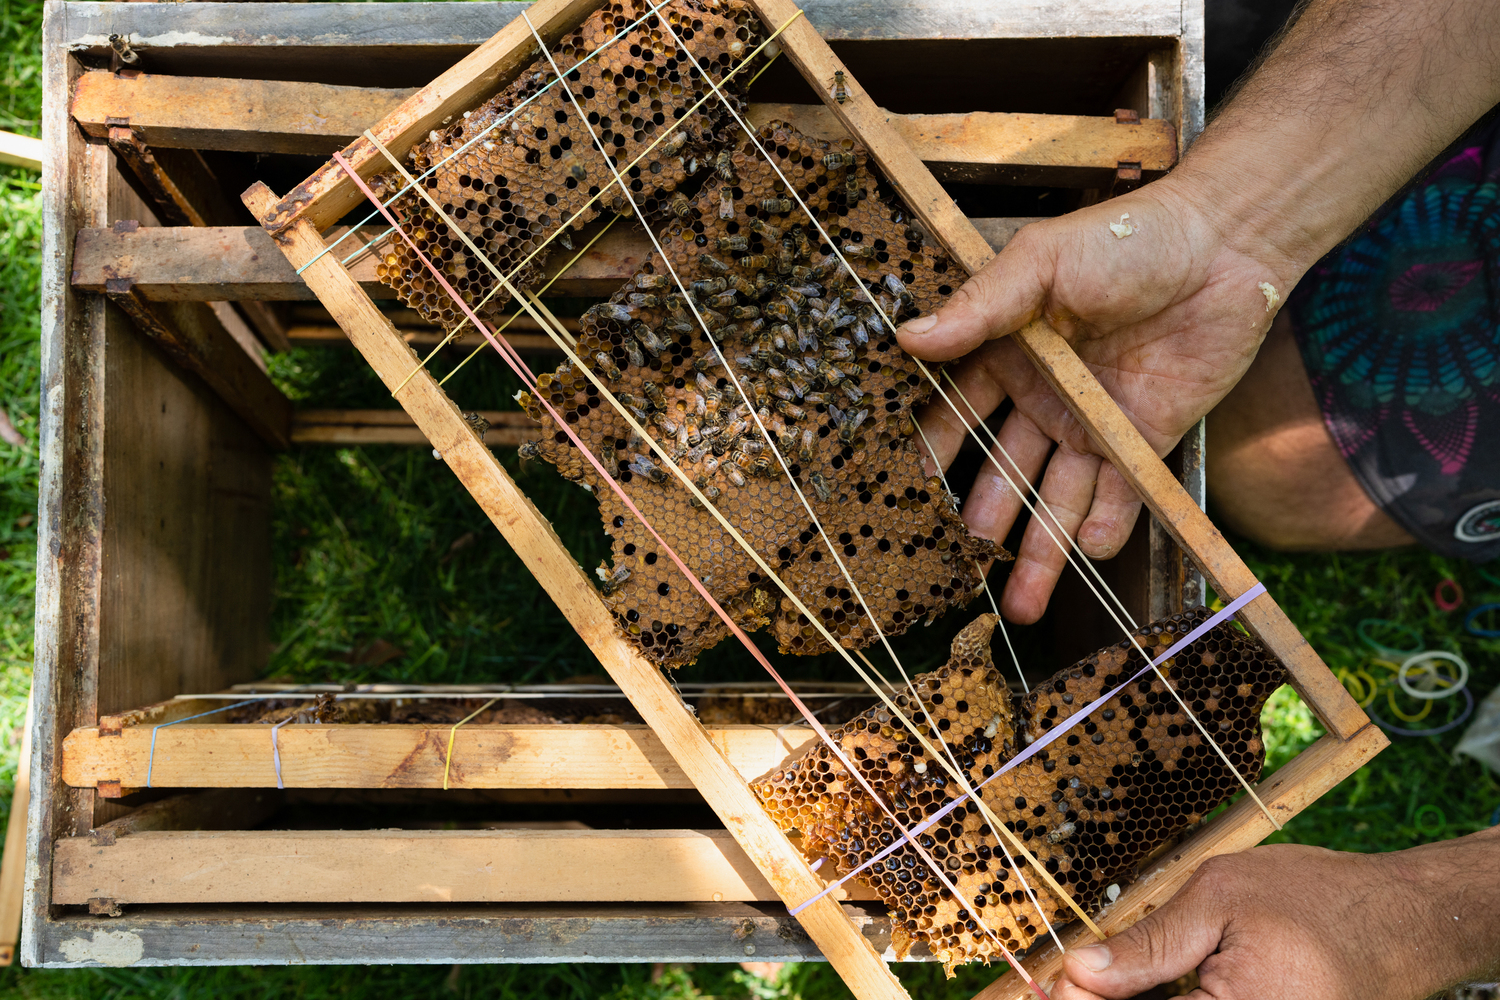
[
  {"left": 1168, "top": 0, "right": 1500, "bottom": 282},
  {"left": 1389, "top": 826, "right": 1500, "bottom": 991}
]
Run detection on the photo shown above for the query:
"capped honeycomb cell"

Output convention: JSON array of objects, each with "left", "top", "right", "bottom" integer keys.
[
  {"left": 520, "top": 119, "right": 1002, "bottom": 667},
  {"left": 753, "top": 608, "right": 1287, "bottom": 973}
]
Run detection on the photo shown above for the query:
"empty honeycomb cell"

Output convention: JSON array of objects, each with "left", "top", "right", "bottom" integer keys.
[{"left": 752, "top": 608, "right": 1287, "bottom": 973}]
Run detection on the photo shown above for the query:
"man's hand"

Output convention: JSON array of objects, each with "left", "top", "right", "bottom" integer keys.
[
  {"left": 1049, "top": 833, "right": 1500, "bottom": 1000},
  {"left": 898, "top": 180, "right": 1286, "bottom": 623}
]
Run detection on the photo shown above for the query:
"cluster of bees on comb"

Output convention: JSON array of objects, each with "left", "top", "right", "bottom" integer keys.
[{"left": 754, "top": 609, "right": 1287, "bottom": 972}]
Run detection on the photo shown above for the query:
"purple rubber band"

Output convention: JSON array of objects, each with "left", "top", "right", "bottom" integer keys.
[{"left": 787, "top": 582, "right": 1268, "bottom": 916}]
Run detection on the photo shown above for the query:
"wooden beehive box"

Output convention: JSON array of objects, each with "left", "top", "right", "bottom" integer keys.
[{"left": 30, "top": 1, "right": 1383, "bottom": 989}]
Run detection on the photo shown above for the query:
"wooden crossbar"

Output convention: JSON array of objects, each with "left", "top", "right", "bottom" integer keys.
[
  {"left": 54, "top": 828, "right": 880, "bottom": 905},
  {"left": 63, "top": 723, "right": 818, "bottom": 789},
  {"left": 70, "top": 69, "right": 1176, "bottom": 185}
]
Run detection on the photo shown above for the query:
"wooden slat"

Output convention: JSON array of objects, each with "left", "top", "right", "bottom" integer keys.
[
  {"left": 291, "top": 409, "right": 540, "bottom": 447},
  {"left": 976, "top": 725, "right": 1388, "bottom": 999},
  {"left": 242, "top": 180, "right": 909, "bottom": 1000},
  {"left": 753, "top": 0, "right": 1368, "bottom": 742},
  {"left": 71, "top": 71, "right": 1175, "bottom": 183},
  {"left": 70, "top": 218, "right": 1036, "bottom": 304},
  {"left": 0, "top": 692, "right": 32, "bottom": 965},
  {"left": 62, "top": 723, "right": 816, "bottom": 789},
  {"left": 285, "top": 326, "right": 559, "bottom": 350},
  {"left": 0, "top": 129, "right": 43, "bottom": 171},
  {"left": 260, "top": 0, "right": 608, "bottom": 235},
  {"left": 53, "top": 828, "right": 877, "bottom": 905}
]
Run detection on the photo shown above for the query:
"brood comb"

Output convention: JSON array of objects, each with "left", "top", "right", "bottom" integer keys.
[
  {"left": 519, "top": 120, "right": 999, "bottom": 666},
  {"left": 753, "top": 608, "right": 1287, "bottom": 972},
  {"left": 370, "top": 0, "right": 765, "bottom": 327}
]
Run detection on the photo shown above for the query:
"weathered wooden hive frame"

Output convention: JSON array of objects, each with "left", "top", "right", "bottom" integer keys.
[{"left": 29, "top": 2, "right": 1386, "bottom": 991}]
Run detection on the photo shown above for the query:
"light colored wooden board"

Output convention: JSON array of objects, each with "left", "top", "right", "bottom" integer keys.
[
  {"left": 53, "top": 829, "right": 879, "bottom": 905},
  {"left": 62, "top": 723, "right": 817, "bottom": 789},
  {"left": 0, "top": 129, "right": 43, "bottom": 171},
  {"left": 0, "top": 692, "right": 32, "bottom": 964},
  {"left": 243, "top": 180, "right": 909, "bottom": 999},
  {"left": 976, "top": 725, "right": 1388, "bottom": 999},
  {"left": 70, "top": 218, "right": 1037, "bottom": 304},
  {"left": 71, "top": 71, "right": 1175, "bottom": 184}
]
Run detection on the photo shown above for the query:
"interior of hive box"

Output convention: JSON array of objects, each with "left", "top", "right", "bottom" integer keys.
[{"left": 72, "top": 18, "right": 1198, "bottom": 901}]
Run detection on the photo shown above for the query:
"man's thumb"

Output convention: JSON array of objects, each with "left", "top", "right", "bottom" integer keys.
[
  {"left": 895, "top": 226, "right": 1052, "bottom": 362},
  {"left": 1057, "top": 887, "right": 1226, "bottom": 999}
]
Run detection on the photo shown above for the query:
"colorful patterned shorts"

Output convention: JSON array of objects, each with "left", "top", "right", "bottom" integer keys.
[{"left": 1289, "top": 117, "right": 1500, "bottom": 561}]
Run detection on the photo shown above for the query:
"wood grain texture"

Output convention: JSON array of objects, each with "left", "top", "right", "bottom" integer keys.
[
  {"left": 72, "top": 70, "right": 1176, "bottom": 183},
  {"left": 285, "top": 326, "right": 558, "bottom": 351},
  {"left": 975, "top": 725, "right": 1388, "bottom": 1000},
  {"left": 242, "top": 180, "right": 909, "bottom": 1000},
  {"left": 62, "top": 723, "right": 817, "bottom": 789},
  {"left": 261, "top": 0, "right": 607, "bottom": 234},
  {"left": 53, "top": 829, "right": 883, "bottom": 905},
  {"left": 0, "top": 129, "right": 41, "bottom": 171},
  {"left": 71, "top": 219, "right": 1034, "bottom": 304}
]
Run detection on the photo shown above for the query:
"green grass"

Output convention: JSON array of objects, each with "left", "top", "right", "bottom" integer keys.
[{"left": 1, "top": 0, "right": 1497, "bottom": 993}]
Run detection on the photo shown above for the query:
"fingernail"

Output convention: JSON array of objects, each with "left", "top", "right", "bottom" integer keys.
[
  {"left": 1075, "top": 944, "right": 1112, "bottom": 972},
  {"left": 901, "top": 314, "right": 938, "bottom": 335}
]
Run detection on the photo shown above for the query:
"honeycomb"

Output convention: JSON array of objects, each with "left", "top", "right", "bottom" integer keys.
[
  {"left": 519, "top": 120, "right": 1000, "bottom": 666},
  {"left": 753, "top": 608, "right": 1287, "bottom": 973},
  {"left": 369, "top": 0, "right": 765, "bottom": 328}
]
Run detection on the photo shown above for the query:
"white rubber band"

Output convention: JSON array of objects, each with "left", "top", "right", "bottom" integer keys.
[{"left": 1397, "top": 651, "right": 1468, "bottom": 700}]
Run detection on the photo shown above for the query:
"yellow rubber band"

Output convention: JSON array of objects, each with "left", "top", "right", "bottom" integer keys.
[
  {"left": 1386, "top": 687, "right": 1433, "bottom": 724},
  {"left": 443, "top": 697, "right": 500, "bottom": 790}
]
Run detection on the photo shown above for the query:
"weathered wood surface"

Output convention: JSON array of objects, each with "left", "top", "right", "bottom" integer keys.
[
  {"left": 91, "top": 788, "right": 282, "bottom": 839},
  {"left": 54, "top": 829, "right": 879, "bottom": 905},
  {"left": 976, "top": 725, "right": 1388, "bottom": 999},
  {"left": 292, "top": 409, "right": 540, "bottom": 446},
  {"left": 70, "top": 218, "right": 1036, "bottom": 303},
  {"left": 243, "top": 180, "right": 909, "bottom": 999},
  {"left": 286, "top": 325, "right": 558, "bottom": 351},
  {"left": 62, "top": 723, "right": 816, "bottom": 789},
  {"left": 73, "top": 71, "right": 1175, "bottom": 185}
]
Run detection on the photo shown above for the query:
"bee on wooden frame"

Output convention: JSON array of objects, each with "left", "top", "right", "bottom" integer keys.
[
  {"left": 597, "top": 563, "right": 632, "bottom": 596},
  {"left": 831, "top": 70, "right": 849, "bottom": 104}
]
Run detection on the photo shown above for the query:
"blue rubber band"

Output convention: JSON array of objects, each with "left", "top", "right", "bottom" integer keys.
[
  {"left": 1465, "top": 603, "right": 1500, "bottom": 638},
  {"left": 146, "top": 686, "right": 313, "bottom": 788}
]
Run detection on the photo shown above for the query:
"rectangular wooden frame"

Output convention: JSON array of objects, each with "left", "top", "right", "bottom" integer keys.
[
  {"left": 31, "top": 0, "right": 1384, "bottom": 988},
  {"left": 232, "top": 2, "right": 1384, "bottom": 997}
]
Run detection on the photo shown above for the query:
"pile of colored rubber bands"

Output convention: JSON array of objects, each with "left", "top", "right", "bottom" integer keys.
[{"left": 1341, "top": 615, "right": 1476, "bottom": 738}]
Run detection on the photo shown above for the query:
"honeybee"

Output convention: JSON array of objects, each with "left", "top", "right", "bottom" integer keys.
[
  {"left": 762, "top": 300, "right": 795, "bottom": 322},
  {"left": 662, "top": 131, "right": 689, "bottom": 156},
  {"left": 734, "top": 317, "right": 766, "bottom": 341},
  {"left": 810, "top": 471, "right": 833, "bottom": 502},
  {"left": 599, "top": 438, "right": 617, "bottom": 470},
  {"left": 688, "top": 484, "right": 722, "bottom": 509},
  {"left": 802, "top": 391, "right": 831, "bottom": 406},
  {"left": 448, "top": 412, "right": 487, "bottom": 443},
  {"left": 776, "top": 399, "right": 807, "bottom": 421},
  {"left": 700, "top": 253, "right": 732, "bottom": 274},
  {"left": 668, "top": 192, "right": 695, "bottom": 219},
  {"left": 798, "top": 427, "right": 817, "bottom": 464},
  {"left": 597, "top": 563, "right": 632, "bottom": 596},
  {"left": 842, "top": 243, "right": 877, "bottom": 260},
  {"left": 768, "top": 322, "right": 795, "bottom": 350},
  {"left": 629, "top": 454, "right": 668, "bottom": 485},
  {"left": 777, "top": 238, "right": 796, "bottom": 274},
  {"left": 705, "top": 291, "right": 737, "bottom": 311},
  {"left": 693, "top": 352, "right": 724, "bottom": 373},
  {"left": 737, "top": 254, "right": 773, "bottom": 271},
  {"left": 682, "top": 413, "right": 702, "bottom": 446},
  {"left": 715, "top": 149, "right": 735, "bottom": 182},
  {"left": 651, "top": 411, "right": 679, "bottom": 436},
  {"left": 822, "top": 151, "right": 856, "bottom": 170},
  {"left": 724, "top": 464, "right": 747, "bottom": 488},
  {"left": 640, "top": 381, "right": 666, "bottom": 410},
  {"left": 627, "top": 292, "right": 660, "bottom": 309},
  {"left": 569, "top": 162, "right": 588, "bottom": 184},
  {"left": 750, "top": 218, "right": 782, "bottom": 243},
  {"left": 780, "top": 286, "right": 808, "bottom": 309},
  {"left": 691, "top": 277, "right": 727, "bottom": 296},
  {"left": 731, "top": 305, "right": 760, "bottom": 321},
  {"left": 883, "top": 272, "right": 912, "bottom": 302},
  {"left": 759, "top": 198, "right": 792, "bottom": 215},
  {"left": 734, "top": 354, "right": 765, "bottom": 372},
  {"left": 635, "top": 273, "right": 671, "bottom": 290},
  {"left": 726, "top": 274, "right": 757, "bottom": 297},
  {"left": 839, "top": 381, "right": 866, "bottom": 404},
  {"left": 632, "top": 322, "right": 670, "bottom": 357},
  {"left": 719, "top": 186, "right": 735, "bottom": 220},
  {"left": 846, "top": 171, "right": 861, "bottom": 199},
  {"left": 715, "top": 235, "right": 749, "bottom": 252},
  {"left": 831, "top": 69, "right": 849, "bottom": 104},
  {"left": 594, "top": 302, "right": 634, "bottom": 324},
  {"left": 518, "top": 439, "right": 542, "bottom": 462},
  {"left": 838, "top": 407, "right": 869, "bottom": 445},
  {"left": 594, "top": 352, "right": 623, "bottom": 380},
  {"left": 622, "top": 336, "right": 646, "bottom": 369}
]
